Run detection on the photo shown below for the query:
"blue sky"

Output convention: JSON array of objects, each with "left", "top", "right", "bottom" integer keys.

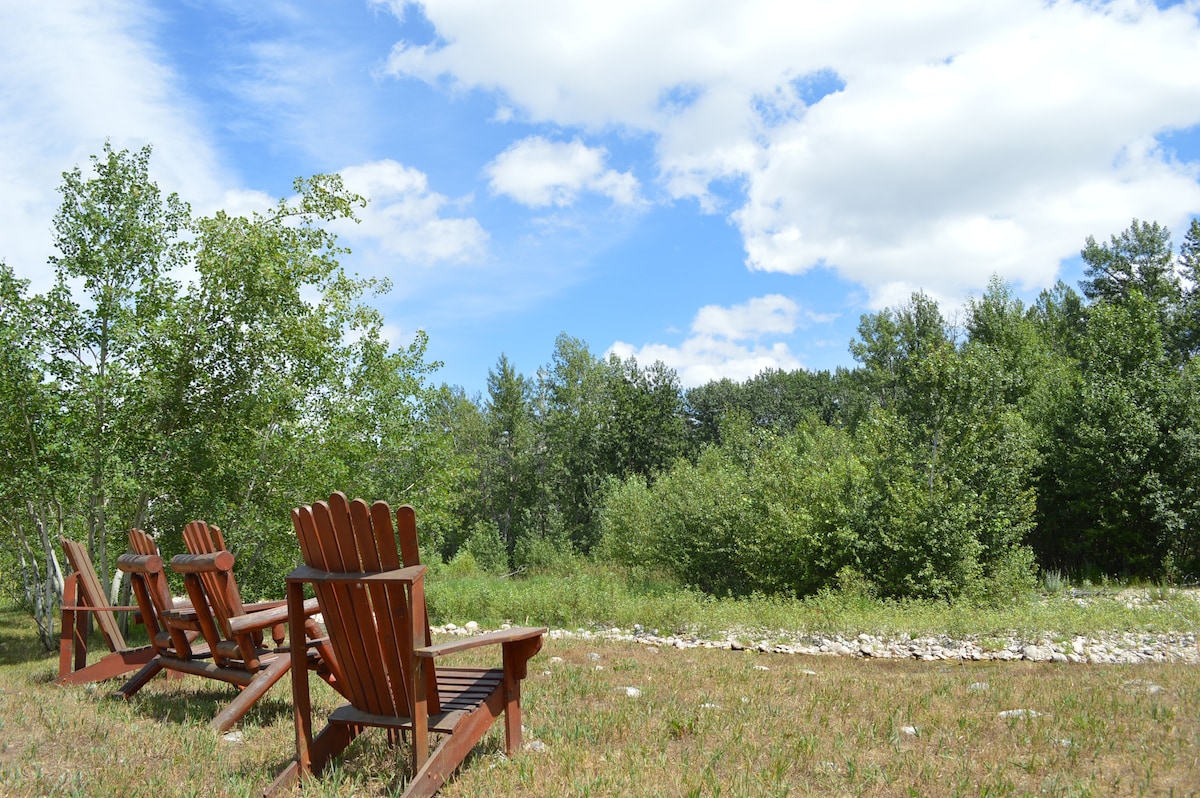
[{"left": 3, "top": 1, "right": 1200, "bottom": 395}]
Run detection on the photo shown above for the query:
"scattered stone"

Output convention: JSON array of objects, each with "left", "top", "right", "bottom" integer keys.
[
  {"left": 700, "top": 702, "right": 721, "bottom": 709},
  {"left": 968, "top": 682, "right": 990, "bottom": 692},
  {"left": 619, "top": 686, "right": 641, "bottom": 698},
  {"left": 586, "top": 652, "right": 601, "bottom": 662},
  {"left": 1122, "top": 680, "right": 1164, "bottom": 694},
  {"left": 998, "top": 709, "right": 1044, "bottom": 719},
  {"left": 430, "top": 610, "right": 1200, "bottom": 666},
  {"left": 524, "top": 740, "right": 548, "bottom": 753},
  {"left": 754, "top": 665, "right": 770, "bottom": 671},
  {"left": 464, "top": 621, "right": 479, "bottom": 633},
  {"left": 800, "top": 670, "right": 818, "bottom": 676},
  {"left": 900, "top": 725, "right": 918, "bottom": 736},
  {"left": 221, "top": 731, "right": 244, "bottom": 743}
]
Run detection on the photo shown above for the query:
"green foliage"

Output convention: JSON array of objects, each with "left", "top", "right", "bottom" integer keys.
[
  {"left": 1035, "top": 292, "right": 1197, "bottom": 575},
  {"left": 1080, "top": 218, "right": 1180, "bottom": 309},
  {"left": 7, "top": 151, "right": 1199, "bottom": 620},
  {"left": 460, "top": 520, "right": 509, "bottom": 574},
  {"left": 0, "top": 144, "right": 451, "bottom": 610}
]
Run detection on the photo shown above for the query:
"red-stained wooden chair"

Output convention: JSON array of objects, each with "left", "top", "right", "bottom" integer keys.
[
  {"left": 117, "top": 527, "right": 339, "bottom": 732},
  {"left": 56, "top": 538, "right": 155, "bottom": 685},
  {"left": 266, "top": 492, "right": 546, "bottom": 797}
]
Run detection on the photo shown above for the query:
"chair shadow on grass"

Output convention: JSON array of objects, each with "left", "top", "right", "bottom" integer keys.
[
  {"left": 117, "top": 681, "right": 295, "bottom": 728},
  {"left": 246, "top": 721, "right": 508, "bottom": 794}
]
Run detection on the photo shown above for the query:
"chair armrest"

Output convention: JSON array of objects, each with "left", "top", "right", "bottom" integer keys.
[
  {"left": 117, "top": 553, "right": 164, "bottom": 575},
  {"left": 286, "top": 563, "right": 426, "bottom": 586},
  {"left": 243, "top": 599, "right": 287, "bottom": 613},
  {"left": 170, "top": 551, "right": 235, "bottom": 573},
  {"left": 161, "top": 606, "right": 200, "bottom": 622},
  {"left": 227, "top": 597, "right": 321, "bottom": 634},
  {"left": 60, "top": 603, "right": 139, "bottom": 613},
  {"left": 416, "top": 626, "right": 547, "bottom": 659}
]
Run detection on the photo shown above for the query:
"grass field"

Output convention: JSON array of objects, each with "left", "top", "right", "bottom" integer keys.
[{"left": 3, "top": 579, "right": 1200, "bottom": 797}]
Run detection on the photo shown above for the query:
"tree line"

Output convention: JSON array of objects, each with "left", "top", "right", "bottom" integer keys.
[
  {"left": 444, "top": 219, "right": 1200, "bottom": 604},
  {"left": 2, "top": 145, "right": 1198, "bottom": 645}
]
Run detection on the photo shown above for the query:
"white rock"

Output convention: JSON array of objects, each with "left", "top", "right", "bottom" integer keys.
[
  {"left": 221, "top": 731, "right": 244, "bottom": 743},
  {"left": 754, "top": 665, "right": 770, "bottom": 671},
  {"left": 549, "top": 656, "right": 564, "bottom": 664},
  {"left": 620, "top": 686, "right": 641, "bottom": 698},
  {"left": 524, "top": 740, "right": 548, "bottom": 753},
  {"left": 464, "top": 621, "right": 479, "bottom": 633},
  {"left": 998, "top": 709, "right": 1043, "bottom": 719},
  {"left": 968, "top": 682, "right": 990, "bottom": 692},
  {"left": 900, "top": 726, "right": 918, "bottom": 736},
  {"left": 586, "top": 652, "right": 601, "bottom": 662},
  {"left": 1123, "top": 680, "right": 1164, "bottom": 694}
]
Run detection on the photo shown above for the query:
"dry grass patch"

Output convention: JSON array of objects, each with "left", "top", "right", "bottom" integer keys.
[{"left": 2, "top": 609, "right": 1199, "bottom": 796}]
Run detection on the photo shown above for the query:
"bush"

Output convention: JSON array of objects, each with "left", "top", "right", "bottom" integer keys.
[{"left": 461, "top": 520, "right": 509, "bottom": 574}]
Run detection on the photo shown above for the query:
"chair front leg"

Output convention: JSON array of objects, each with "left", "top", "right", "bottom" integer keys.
[
  {"left": 59, "top": 573, "right": 82, "bottom": 678},
  {"left": 412, "top": 657, "right": 430, "bottom": 774}
]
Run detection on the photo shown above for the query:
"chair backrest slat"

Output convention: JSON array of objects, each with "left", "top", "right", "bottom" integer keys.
[
  {"left": 127, "top": 529, "right": 177, "bottom": 618},
  {"left": 60, "top": 538, "right": 127, "bottom": 652},
  {"left": 293, "top": 494, "right": 415, "bottom": 719},
  {"left": 349, "top": 495, "right": 410, "bottom": 716},
  {"left": 121, "top": 530, "right": 194, "bottom": 658},
  {"left": 182, "top": 521, "right": 246, "bottom": 631}
]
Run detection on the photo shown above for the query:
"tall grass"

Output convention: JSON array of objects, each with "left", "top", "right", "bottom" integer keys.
[
  {"left": 3, "top": 603, "right": 1200, "bottom": 797},
  {"left": 425, "top": 561, "right": 1200, "bottom": 641},
  {"left": 3, "top": 568, "right": 1200, "bottom": 796}
]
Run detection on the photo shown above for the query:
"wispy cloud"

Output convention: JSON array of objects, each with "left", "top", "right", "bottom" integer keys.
[{"left": 0, "top": 0, "right": 227, "bottom": 290}]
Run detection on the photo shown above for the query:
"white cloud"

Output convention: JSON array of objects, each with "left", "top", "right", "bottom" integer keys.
[
  {"left": 485, "top": 137, "right": 640, "bottom": 207},
  {"left": 382, "top": 0, "right": 1200, "bottom": 308},
  {"left": 0, "top": 0, "right": 230, "bottom": 292},
  {"left": 337, "top": 159, "right": 488, "bottom": 264},
  {"left": 693, "top": 294, "right": 800, "bottom": 339},
  {"left": 608, "top": 295, "right": 812, "bottom": 388}
]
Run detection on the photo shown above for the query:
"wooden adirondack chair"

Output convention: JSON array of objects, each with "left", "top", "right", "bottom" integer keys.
[
  {"left": 56, "top": 538, "right": 156, "bottom": 685},
  {"left": 117, "top": 527, "right": 339, "bottom": 732},
  {"left": 180, "top": 520, "right": 286, "bottom": 651},
  {"left": 115, "top": 528, "right": 212, "bottom": 700},
  {"left": 266, "top": 493, "right": 546, "bottom": 798}
]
